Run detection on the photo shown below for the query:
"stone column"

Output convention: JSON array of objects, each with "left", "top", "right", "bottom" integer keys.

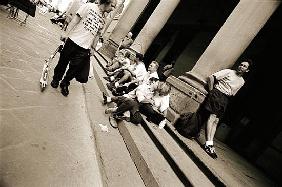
[
  {"left": 181, "top": 0, "right": 281, "bottom": 89},
  {"left": 101, "top": 0, "right": 125, "bottom": 37},
  {"left": 100, "top": 0, "right": 149, "bottom": 58},
  {"left": 109, "top": 0, "right": 150, "bottom": 44},
  {"left": 167, "top": 0, "right": 281, "bottom": 117},
  {"left": 130, "top": 0, "right": 180, "bottom": 55}
]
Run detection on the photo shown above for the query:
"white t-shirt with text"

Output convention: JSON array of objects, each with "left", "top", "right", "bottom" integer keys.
[{"left": 69, "top": 3, "right": 104, "bottom": 49}]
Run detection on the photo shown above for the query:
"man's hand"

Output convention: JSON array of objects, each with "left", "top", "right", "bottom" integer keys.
[
  {"left": 143, "top": 98, "right": 154, "bottom": 104},
  {"left": 152, "top": 105, "right": 159, "bottom": 112},
  {"left": 123, "top": 82, "right": 130, "bottom": 87},
  {"left": 163, "top": 64, "right": 173, "bottom": 71},
  {"left": 90, "top": 48, "right": 96, "bottom": 56},
  {"left": 60, "top": 34, "right": 67, "bottom": 42}
]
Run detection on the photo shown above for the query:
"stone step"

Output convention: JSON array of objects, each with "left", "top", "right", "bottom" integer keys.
[
  {"left": 84, "top": 56, "right": 145, "bottom": 187},
  {"left": 93, "top": 52, "right": 110, "bottom": 73},
  {"left": 98, "top": 45, "right": 116, "bottom": 60},
  {"left": 92, "top": 51, "right": 275, "bottom": 187},
  {"left": 118, "top": 120, "right": 185, "bottom": 187},
  {"left": 164, "top": 121, "right": 274, "bottom": 186},
  {"left": 142, "top": 118, "right": 216, "bottom": 187},
  {"left": 91, "top": 53, "right": 217, "bottom": 186}
]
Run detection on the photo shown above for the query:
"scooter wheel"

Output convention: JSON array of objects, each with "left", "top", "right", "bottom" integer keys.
[{"left": 40, "top": 84, "right": 46, "bottom": 92}]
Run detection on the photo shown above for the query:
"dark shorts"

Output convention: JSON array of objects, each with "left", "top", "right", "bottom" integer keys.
[{"left": 203, "top": 89, "right": 229, "bottom": 118}]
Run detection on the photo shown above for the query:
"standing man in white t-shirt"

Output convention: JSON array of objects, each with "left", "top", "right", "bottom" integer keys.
[
  {"left": 51, "top": 0, "right": 116, "bottom": 96},
  {"left": 203, "top": 60, "right": 251, "bottom": 158},
  {"left": 62, "top": 0, "right": 84, "bottom": 31},
  {"left": 174, "top": 60, "right": 251, "bottom": 159}
]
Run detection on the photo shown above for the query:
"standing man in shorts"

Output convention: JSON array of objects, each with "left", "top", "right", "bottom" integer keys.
[
  {"left": 174, "top": 60, "right": 251, "bottom": 159},
  {"left": 203, "top": 60, "right": 251, "bottom": 158}
]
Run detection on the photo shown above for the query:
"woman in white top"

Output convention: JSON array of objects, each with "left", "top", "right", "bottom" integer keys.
[{"left": 139, "top": 81, "right": 171, "bottom": 129}]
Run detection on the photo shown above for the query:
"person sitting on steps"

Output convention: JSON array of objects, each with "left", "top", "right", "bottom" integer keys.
[
  {"left": 106, "top": 53, "right": 147, "bottom": 93},
  {"left": 103, "top": 77, "right": 160, "bottom": 128},
  {"left": 113, "top": 60, "right": 159, "bottom": 96}
]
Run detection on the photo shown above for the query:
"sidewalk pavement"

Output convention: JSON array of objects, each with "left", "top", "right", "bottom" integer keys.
[
  {"left": 0, "top": 7, "right": 105, "bottom": 187},
  {"left": 1, "top": 6, "right": 144, "bottom": 187}
]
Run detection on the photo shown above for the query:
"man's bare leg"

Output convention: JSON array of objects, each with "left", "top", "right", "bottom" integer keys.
[{"left": 205, "top": 114, "right": 219, "bottom": 159}]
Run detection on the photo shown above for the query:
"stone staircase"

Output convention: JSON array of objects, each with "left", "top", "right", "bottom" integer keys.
[{"left": 88, "top": 51, "right": 276, "bottom": 187}]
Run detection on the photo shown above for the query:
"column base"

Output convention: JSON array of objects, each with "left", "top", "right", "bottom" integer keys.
[
  {"left": 99, "top": 39, "right": 119, "bottom": 59},
  {"left": 179, "top": 72, "right": 208, "bottom": 95},
  {"left": 166, "top": 75, "right": 207, "bottom": 116}
]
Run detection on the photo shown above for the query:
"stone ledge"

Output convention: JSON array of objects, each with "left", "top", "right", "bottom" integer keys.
[
  {"left": 164, "top": 122, "right": 275, "bottom": 186},
  {"left": 118, "top": 120, "right": 184, "bottom": 187},
  {"left": 141, "top": 118, "right": 215, "bottom": 187}
]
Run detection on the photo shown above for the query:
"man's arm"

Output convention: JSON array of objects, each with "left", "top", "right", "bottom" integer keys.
[
  {"left": 91, "top": 29, "right": 102, "bottom": 51},
  {"left": 207, "top": 75, "right": 215, "bottom": 91},
  {"left": 61, "top": 14, "right": 81, "bottom": 40},
  {"left": 163, "top": 64, "right": 173, "bottom": 71}
]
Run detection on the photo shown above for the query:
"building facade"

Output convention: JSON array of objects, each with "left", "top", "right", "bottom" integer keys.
[{"left": 101, "top": 0, "right": 282, "bottom": 184}]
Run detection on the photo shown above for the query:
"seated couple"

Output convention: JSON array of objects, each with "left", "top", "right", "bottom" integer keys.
[
  {"left": 106, "top": 57, "right": 159, "bottom": 96},
  {"left": 103, "top": 77, "right": 171, "bottom": 129}
]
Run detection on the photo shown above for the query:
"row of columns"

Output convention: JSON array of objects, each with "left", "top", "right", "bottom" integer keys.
[
  {"left": 104, "top": 0, "right": 281, "bottom": 114},
  {"left": 99, "top": 0, "right": 150, "bottom": 58}
]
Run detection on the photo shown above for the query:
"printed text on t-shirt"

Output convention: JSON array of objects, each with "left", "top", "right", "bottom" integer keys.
[{"left": 83, "top": 9, "right": 103, "bottom": 35}]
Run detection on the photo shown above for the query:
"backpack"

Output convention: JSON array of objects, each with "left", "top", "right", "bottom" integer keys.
[{"left": 174, "top": 110, "right": 208, "bottom": 139}]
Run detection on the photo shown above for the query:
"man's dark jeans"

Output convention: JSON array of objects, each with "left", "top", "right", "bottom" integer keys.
[{"left": 53, "top": 39, "right": 90, "bottom": 86}]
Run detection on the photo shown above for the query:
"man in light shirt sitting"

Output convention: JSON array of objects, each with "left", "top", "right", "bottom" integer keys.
[
  {"left": 113, "top": 60, "right": 159, "bottom": 96},
  {"left": 103, "top": 77, "right": 160, "bottom": 128}
]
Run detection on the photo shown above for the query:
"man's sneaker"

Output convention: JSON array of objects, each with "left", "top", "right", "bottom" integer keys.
[
  {"left": 103, "top": 76, "right": 111, "bottom": 82},
  {"left": 106, "top": 83, "right": 114, "bottom": 91},
  {"left": 114, "top": 114, "right": 130, "bottom": 122},
  {"left": 204, "top": 145, "right": 218, "bottom": 159},
  {"left": 60, "top": 84, "right": 69, "bottom": 97},
  {"left": 102, "top": 92, "right": 107, "bottom": 105},
  {"left": 112, "top": 89, "right": 123, "bottom": 96},
  {"left": 109, "top": 116, "right": 118, "bottom": 128},
  {"left": 105, "top": 107, "right": 117, "bottom": 114},
  {"left": 50, "top": 80, "right": 59, "bottom": 88}
]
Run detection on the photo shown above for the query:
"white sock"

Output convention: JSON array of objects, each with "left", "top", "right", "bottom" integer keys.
[
  {"left": 106, "top": 97, "right": 111, "bottom": 102},
  {"left": 110, "top": 76, "right": 115, "bottom": 81},
  {"left": 205, "top": 141, "right": 213, "bottom": 146},
  {"left": 158, "top": 119, "right": 166, "bottom": 129},
  {"left": 123, "top": 111, "right": 130, "bottom": 118},
  {"left": 115, "top": 82, "right": 119, "bottom": 87}
]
